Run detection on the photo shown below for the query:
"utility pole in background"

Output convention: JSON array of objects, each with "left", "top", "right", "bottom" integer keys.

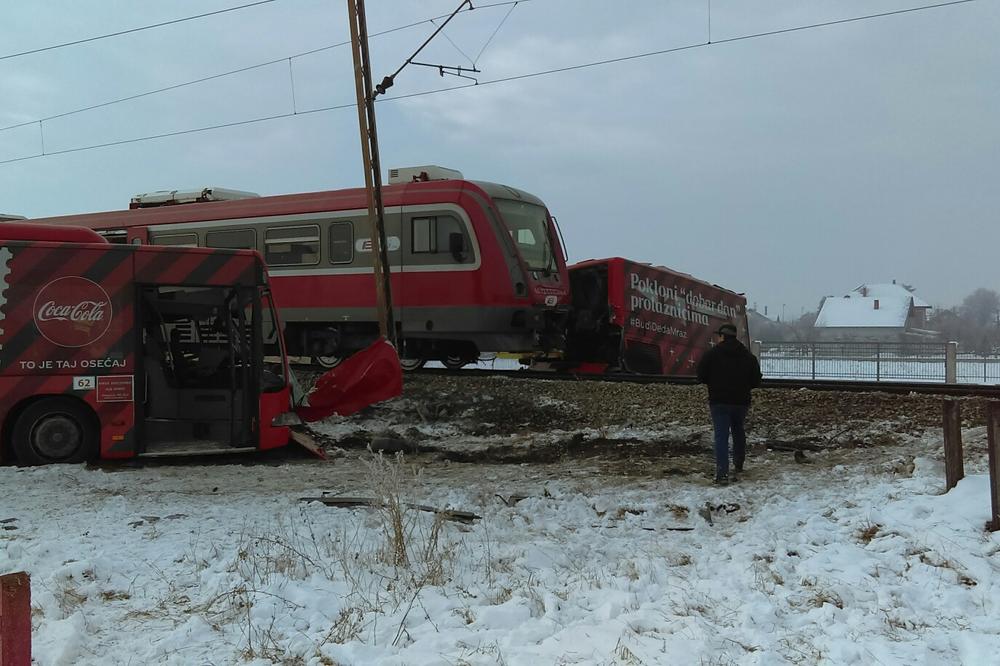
[{"left": 347, "top": 0, "right": 395, "bottom": 346}]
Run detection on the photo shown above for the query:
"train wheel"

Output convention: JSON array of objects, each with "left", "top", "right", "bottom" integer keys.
[
  {"left": 442, "top": 355, "right": 470, "bottom": 370},
  {"left": 313, "top": 355, "right": 343, "bottom": 369},
  {"left": 12, "top": 398, "right": 98, "bottom": 465},
  {"left": 399, "top": 357, "right": 426, "bottom": 372}
]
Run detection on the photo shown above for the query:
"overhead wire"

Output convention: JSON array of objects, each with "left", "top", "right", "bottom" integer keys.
[
  {"left": 0, "top": 0, "right": 278, "bottom": 62},
  {"left": 0, "top": 0, "right": 982, "bottom": 166},
  {"left": 475, "top": 1, "right": 520, "bottom": 65},
  {"left": 0, "top": 0, "right": 531, "bottom": 133}
]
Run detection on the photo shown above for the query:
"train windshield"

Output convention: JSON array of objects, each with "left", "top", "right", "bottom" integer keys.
[{"left": 494, "top": 199, "right": 557, "bottom": 273}]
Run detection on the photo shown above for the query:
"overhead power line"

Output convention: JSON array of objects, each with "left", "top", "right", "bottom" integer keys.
[
  {"left": 0, "top": 0, "right": 529, "bottom": 133},
  {"left": 0, "top": 0, "right": 278, "bottom": 62},
  {"left": 0, "top": 0, "right": 981, "bottom": 167}
]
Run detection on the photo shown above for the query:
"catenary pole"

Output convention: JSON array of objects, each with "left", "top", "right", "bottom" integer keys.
[{"left": 347, "top": 0, "right": 396, "bottom": 345}]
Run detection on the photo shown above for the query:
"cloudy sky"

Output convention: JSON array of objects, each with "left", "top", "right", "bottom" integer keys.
[{"left": 1, "top": 0, "right": 996, "bottom": 317}]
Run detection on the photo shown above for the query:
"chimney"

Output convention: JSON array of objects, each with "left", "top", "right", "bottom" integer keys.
[{"left": 874, "top": 299, "right": 880, "bottom": 310}]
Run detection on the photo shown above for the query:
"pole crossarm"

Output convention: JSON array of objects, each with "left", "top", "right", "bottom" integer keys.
[{"left": 374, "top": 0, "right": 473, "bottom": 96}]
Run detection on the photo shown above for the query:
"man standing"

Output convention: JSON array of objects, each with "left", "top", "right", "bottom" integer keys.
[{"left": 696, "top": 323, "right": 762, "bottom": 485}]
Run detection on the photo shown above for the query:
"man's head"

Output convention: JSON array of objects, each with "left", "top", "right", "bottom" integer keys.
[{"left": 715, "top": 323, "right": 738, "bottom": 341}]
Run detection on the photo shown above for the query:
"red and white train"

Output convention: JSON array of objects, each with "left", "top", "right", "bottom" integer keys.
[
  {"left": 28, "top": 167, "right": 750, "bottom": 377},
  {"left": 30, "top": 166, "right": 572, "bottom": 369}
]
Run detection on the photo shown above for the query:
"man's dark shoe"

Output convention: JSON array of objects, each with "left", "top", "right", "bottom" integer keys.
[
  {"left": 714, "top": 475, "right": 729, "bottom": 486},
  {"left": 734, "top": 461, "right": 744, "bottom": 473}
]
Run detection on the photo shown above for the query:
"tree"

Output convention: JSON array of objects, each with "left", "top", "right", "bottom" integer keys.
[{"left": 960, "top": 288, "right": 1000, "bottom": 327}]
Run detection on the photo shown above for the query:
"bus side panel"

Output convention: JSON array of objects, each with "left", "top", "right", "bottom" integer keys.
[
  {"left": 621, "top": 260, "right": 746, "bottom": 376},
  {"left": 258, "top": 388, "right": 292, "bottom": 450},
  {"left": 0, "top": 243, "right": 138, "bottom": 459},
  {"left": 0, "top": 376, "right": 136, "bottom": 460}
]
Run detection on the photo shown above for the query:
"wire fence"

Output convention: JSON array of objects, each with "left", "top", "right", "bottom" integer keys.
[{"left": 758, "top": 341, "right": 1000, "bottom": 385}]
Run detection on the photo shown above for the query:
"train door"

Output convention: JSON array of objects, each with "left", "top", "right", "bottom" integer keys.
[{"left": 137, "top": 284, "right": 258, "bottom": 454}]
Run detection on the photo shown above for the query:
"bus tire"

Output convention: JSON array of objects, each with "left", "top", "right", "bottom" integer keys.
[{"left": 11, "top": 397, "right": 99, "bottom": 465}]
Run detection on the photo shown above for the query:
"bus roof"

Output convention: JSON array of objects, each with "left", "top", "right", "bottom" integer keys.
[{"left": 0, "top": 222, "right": 108, "bottom": 244}]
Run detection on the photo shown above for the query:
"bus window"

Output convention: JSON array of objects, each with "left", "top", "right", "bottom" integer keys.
[
  {"left": 98, "top": 229, "right": 128, "bottom": 244},
  {"left": 329, "top": 222, "right": 354, "bottom": 264},
  {"left": 206, "top": 228, "right": 256, "bottom": 250},
  {"left": 264, "top": 225, "right": 320, "bottom": 266},
  {"left": 153, "top": 233, "right": 198, "bottom": 247}
]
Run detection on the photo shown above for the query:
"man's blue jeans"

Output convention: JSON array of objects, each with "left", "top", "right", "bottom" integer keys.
[{"left": 710, "top": 404, "right": 748, "bottom": 478}]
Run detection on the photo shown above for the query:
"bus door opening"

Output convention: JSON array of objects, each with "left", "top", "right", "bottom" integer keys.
[{"left": 138, "top": 285, "right": 257, "bottom": 453}]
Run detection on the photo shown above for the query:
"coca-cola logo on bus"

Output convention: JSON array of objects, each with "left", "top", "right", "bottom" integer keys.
[{"left": 33, "top": 276, "right": 113, "bottom": 347}]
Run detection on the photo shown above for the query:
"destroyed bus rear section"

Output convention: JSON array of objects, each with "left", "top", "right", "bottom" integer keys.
[
  {"left": 0, "top": 224, "right": 299, "bottom": 464},
  {"left": 560, "top": 257, "right": 749, "bottom": 375}
]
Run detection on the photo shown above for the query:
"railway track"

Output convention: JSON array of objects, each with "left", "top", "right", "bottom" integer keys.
[
  {"left": 290, "top": 360, "right": 1000, "bottom": 398},
  {"left": 409, "top": 367, "right": 1000, "bottom": 399}
]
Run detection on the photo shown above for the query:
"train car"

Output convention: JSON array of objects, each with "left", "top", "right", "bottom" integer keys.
[
  {"left": 28, "top": 167, "right": 571, "bottom": 369},
  {"left": 559, "top": 258, "right": 750, "bottom": 375}
]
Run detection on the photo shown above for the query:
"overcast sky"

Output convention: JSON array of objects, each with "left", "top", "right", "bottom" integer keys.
[{"left": 1, "top": 0, "right": 996, "bottom": 318}]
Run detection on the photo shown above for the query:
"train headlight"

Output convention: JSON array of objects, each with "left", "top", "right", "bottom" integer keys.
[{"left": 544, "top": 295, "right": 558, "bottom": 306}]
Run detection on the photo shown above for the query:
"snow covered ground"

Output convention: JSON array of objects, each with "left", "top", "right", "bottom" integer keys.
[{"left": 3, "top": 424, "right": 1000, "bottom": 665}]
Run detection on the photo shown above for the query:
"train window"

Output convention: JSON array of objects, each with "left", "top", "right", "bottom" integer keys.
[
  {"left": 264, "top": 225, "right": 320, "bottom": 266},
  {"left": 329, "top": 222, "right": 354, "bottom": 264},
  {"left": 206, "top": 228, "right": 256, "bottom": 250},
  {"left": 152, "top": 233, "right": 198, "bottom": 247},
  {"left": 412, "top": 217, "right": 436, "bottom": 253},
  {"left": 411, "top": 216, "right": 470, "bottom": 261},
  {"left": 515, "top": 228, "right": 537, "bottom": 245}
]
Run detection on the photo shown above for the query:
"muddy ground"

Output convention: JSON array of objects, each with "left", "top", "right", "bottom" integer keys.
[{"left": 302, "top": 373, "right": 990, "bottom": 477}]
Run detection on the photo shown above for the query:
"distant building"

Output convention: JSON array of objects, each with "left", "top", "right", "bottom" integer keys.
[{"left": 814, "top": 281, "right": 937, "bottom": 342}]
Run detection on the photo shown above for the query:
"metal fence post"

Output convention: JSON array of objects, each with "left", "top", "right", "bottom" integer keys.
[
  {"left": 811, "top": 343, "right": 816, "bottom": 380},
  {"left": 946, "top": 341, "right": 958, "bottom": 384},
  {"left": 751, "top": 340, "right": 761, "bottom": 359},
  {"left": 943, "top": 400, "right": 964, "bottom": 491},
  {"left": 0, "top": 572, "right": 31, "bottom": 666},
  {"left": 988, "top": 402, "right": 1000, "bottom": 531},
  {"left": 876, "top": 342, "right": 881, "bottom": 382}
]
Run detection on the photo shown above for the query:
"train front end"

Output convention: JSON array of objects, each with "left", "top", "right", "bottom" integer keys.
[{"left": 477, "top": 182, "right": 571, "bottom": 353}]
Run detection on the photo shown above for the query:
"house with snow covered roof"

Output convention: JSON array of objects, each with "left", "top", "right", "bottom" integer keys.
[{"left": 814, "top": 281, "right": 937, "bottom": 342}]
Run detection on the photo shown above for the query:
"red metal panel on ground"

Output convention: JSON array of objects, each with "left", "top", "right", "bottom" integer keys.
[{"left": 0, "top": 572, "right": 31, "bottom": 666}]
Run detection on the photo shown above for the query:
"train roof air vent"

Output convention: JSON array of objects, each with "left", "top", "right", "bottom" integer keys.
[
  {"left": 129, "top": 187, "right": 260, "bottom": 209},
  {"left": 387, "top": 165, "right": 463, "bottom": 184}
]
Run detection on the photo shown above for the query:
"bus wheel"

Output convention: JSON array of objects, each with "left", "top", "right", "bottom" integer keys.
[
  {"left": 399, "top": 357, "right": 426, "bottom": 372},
  {"left": 12, "top": 398, "right": 98, "bottom": 465},
  {"left": 313, "top": 355, "right": 343, "bottom": 369}
]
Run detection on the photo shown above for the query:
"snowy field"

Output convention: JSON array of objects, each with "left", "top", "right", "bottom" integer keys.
[
  {"left": 429, "top": 356, "right": 1000, "bottom": 385},
  {"left": 760, "top": 357, "right": 1000, "bottom": 385},
  {"left": 3, "top": 426, "right": 1000, "bottom": 665}
]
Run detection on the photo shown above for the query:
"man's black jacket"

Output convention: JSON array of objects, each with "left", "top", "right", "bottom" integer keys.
[{"left": 696, "top": 338, "right": 763, "bottom": 405}]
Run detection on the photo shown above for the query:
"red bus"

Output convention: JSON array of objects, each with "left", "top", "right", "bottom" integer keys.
[
  {"left": 560, "top": 258, "right": 750, "bottom": 375},
  {"left": 0, "top": 223, "right": 300, "bottom": 464},
  {"left": 30, "top": 166, "right": 571, "bottom": 369}
]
